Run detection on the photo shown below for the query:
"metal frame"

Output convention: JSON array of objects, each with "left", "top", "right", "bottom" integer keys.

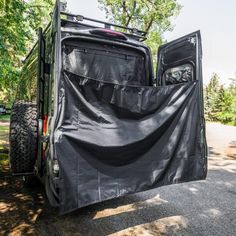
[
  {"left": 37, "top": 27, "right": 46, "bottom": 120},
  {"left": 23, "top": 2, "right": 147, "bottom": 63},
  {"left": 36, "top": 27, "right": 46, "bottom": 177},
  {"left": 60, "top": 11, "right": 147, "bottom": 40}
]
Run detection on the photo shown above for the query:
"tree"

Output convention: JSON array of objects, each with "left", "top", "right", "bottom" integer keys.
[
  {"left": 228, "top": 77, "right": 236, "bottom": 96},
  {"left": 227, "top": 78, "right": 236, "bottom": 125},
  {"left": 98, "top": 0, "right": 181, "bottom": 61},
  {"left": 204, "top": 73, "right": 236, "bottom": 126},
  {"left": 204, "top": 73, "right": 221, "bottom": 121},
  {"left": 0, "top": 0, "right": 53, "bottom": 105}
]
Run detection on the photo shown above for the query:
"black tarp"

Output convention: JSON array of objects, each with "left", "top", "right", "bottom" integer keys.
[
  {"left": 54, "top": 69, "right": 207, "bottom": 214},
  {"left": 62, "top": 40, "right": 150, "bottom": 86}
]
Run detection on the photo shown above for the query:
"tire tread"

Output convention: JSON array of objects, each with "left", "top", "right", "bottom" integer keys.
[{"left": 9, "top": 101, "right": 38, "bottom": 173}]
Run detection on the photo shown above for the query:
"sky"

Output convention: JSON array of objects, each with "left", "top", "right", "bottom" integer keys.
[{"left": 66, "top": 0, "right": 236, "bottom": 85}]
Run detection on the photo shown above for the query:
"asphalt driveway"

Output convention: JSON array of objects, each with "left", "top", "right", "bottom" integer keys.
[{"left": 0, "top": 122, "right": 236, "bottom": 236}]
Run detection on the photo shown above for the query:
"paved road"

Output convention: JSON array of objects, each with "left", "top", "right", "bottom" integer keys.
[{"left": 0, "top": 122, "right": 236, "bottom": 236}]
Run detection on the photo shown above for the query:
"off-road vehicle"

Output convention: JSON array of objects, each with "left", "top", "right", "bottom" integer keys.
[{"left": 10, "top": 0, "right": 207, "bottom": 214}]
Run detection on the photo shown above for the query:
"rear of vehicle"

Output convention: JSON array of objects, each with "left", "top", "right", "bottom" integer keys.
[{"left": 9, "top": 1, "right": 207, "bottom": 214}]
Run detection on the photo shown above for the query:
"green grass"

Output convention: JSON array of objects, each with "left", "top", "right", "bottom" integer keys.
[
  {"left": 0, "top": 153, "right": 8, "bottom": 170},
  {"left": 0, "top": 114, "right": 10, "bottom": 121},
  {"left": 0, "top": 123, "right": 9, "bottom": 171}
]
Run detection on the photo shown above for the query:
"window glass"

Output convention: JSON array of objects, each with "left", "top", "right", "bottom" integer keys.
[{"left": 163, "top": 64, "right": 193, "bottom": 85}]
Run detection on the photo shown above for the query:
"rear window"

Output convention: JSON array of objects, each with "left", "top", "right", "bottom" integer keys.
[{"left": 62, "top": 40, "right": 148, "bottom": 86}]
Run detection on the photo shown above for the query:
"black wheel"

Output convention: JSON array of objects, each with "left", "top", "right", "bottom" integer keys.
[{"left": 9, "top": 101, "right": 38, "bottom": 174}]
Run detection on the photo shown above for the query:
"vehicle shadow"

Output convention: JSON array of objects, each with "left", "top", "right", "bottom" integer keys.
[
  {"left": 0, "top": 155, "right": 189, "bottom": 236},
  {"left": 34, "top": 190, "right": 186, "bottom": 236},
  {"left": 0, "top": 164, "right": 48, "bottom": 235},
  {"left": 1, "top": 156, "right": 236, "bottom": 236},
  {"left": 1, "top": 122, "right": 236, "bottom": 236},
  {"left": 34, "top": 165, "right": 236, "bottom": 236},
  {"left": 0, "top": 160, "right": 187, "bottom": 236}
]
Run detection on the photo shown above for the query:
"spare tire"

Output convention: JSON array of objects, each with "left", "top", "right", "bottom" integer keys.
[{"left": 9, "top": 101, "right": 38, "bottom": 174}]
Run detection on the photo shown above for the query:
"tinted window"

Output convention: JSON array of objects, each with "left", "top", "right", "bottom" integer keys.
[{"left": 163, "top": 64, "right": 193, "bottom": 85}]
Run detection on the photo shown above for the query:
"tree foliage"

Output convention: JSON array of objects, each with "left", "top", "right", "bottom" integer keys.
[
  {"left": 0, "top": 0, "right": 53, "bottom": 105},
  {"left": 204, "top": 73, "right": 236, "bottom": 126},
  {"left": 98, "top": 0, "right": 181, "bottom": 57}
]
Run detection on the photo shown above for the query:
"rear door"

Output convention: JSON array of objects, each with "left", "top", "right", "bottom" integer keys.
[
  {"left": 157, "top": 31, "right": 202, "bottom": 86},
  {"left": 156, "top": 30, "right": 207, "bottom": 160}
]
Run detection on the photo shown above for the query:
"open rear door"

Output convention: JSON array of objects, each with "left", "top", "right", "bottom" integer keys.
[
  {"left": 157, "top": 30, "right": 207, "bottom": 167},
  {"left": 157, "top": 31, "right": 202, "bottom": 85}
]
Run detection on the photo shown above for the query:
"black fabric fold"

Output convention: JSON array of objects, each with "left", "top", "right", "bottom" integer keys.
[{"left": 54, "top": 70, "right": 207, "bottom": 214}]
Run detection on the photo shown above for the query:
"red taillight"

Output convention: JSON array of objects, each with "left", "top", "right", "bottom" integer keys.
[
  {"left": 89, "top": 28, "right": 127, "bottom": 40},
  {"left": 43, "top": 115, "right": 48, "bottom": 135}
]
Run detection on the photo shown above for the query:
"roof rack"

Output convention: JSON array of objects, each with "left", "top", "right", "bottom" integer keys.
[
  {"left": 60, "top": 11, "right": 147, "bottom": 40},
  {"left": 23, "top": 1, "right": 148, "bottom": 64}
]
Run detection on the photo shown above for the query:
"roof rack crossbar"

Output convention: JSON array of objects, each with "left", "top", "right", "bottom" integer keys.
[
  {"left": 61, "top": 18, "right": 147, "bottom": 40},
  {"left": 60, "top": 11, "right": 147, "bottom": 37}
]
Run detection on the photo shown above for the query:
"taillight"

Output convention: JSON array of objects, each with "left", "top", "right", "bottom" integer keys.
[
  {"left": 43, "top": 115, "right": 48, "bottom": 135},
  {"left": 89, "top": 28, "right": 127, "bottom": 40}
]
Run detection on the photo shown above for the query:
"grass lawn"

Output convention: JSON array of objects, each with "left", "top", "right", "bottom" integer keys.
[
  {"left": 0, "top": 123, "right": 9, "bottom": 171},
  {"left": 0, "top": 114, "right": 10, "bottom": 121},
  {"left": 0, "top": 153, "right": 8, "bottom": 169}
]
